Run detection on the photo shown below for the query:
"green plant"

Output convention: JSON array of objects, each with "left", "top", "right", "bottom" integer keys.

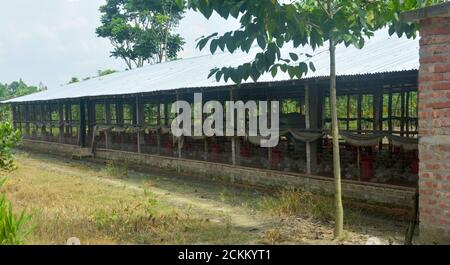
[
  {"left": 101, "top": 161, "right": 129, "bottom": 179},
  {"left": 260, "top": 189, "right": 334, "bottom": 222},
  {"left": 0, "top": 178, "right": 33, "bottom": 245},
  {"left": 0, "top": 122, "right": 22, "bottom": 171}
]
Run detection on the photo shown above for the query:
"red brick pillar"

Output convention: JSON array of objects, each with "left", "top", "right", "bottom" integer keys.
[{"left": 417, "top": 16, "right": 450, "bottom": 244}]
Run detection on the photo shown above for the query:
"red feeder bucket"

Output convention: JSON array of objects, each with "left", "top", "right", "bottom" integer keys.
[
  {"left": 240, "top": 145, "right": 251, "bottom": 158},
  {"left": 271, "top": 149, "right": 283, "bottom": 169},
  {"left": 360, "top": 155, "right": 374, "bottom": 181},
  {"left": 164, "top": 140, "right": 174, "bottom": 156},
  {"left": 408, "top": 150, "right": 419, "bottom": 174},
  {"left": 211, "top": 144, "right": 221, "bottom": 162}
]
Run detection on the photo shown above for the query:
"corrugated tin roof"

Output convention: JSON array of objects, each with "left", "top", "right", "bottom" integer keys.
[{"left": 3, "top": 28, "right": 419, "bottom": 103}]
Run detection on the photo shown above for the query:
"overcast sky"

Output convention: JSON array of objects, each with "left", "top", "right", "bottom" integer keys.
[{"left": 0, "top": 0, "right": 239, "bottom": 89}]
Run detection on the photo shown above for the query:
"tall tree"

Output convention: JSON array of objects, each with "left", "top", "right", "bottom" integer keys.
[
  {"left": 177, "top": 0, "right": 442, "bottom": 239},
  {"left": 97, "top": 0, "right": 185, "bottom": 69}
]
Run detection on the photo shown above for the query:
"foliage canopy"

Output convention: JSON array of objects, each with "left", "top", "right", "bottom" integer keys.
[{"left": 97, "top": 0, "right": 186, "bottom": 69}]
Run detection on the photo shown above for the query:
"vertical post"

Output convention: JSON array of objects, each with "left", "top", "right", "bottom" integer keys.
[
  {"left": 305, "top": 84, "right": 319, "bottom": 174},
  {"left": 105, "top": 100, "right": 112, "bottom": 149},
  {"left": 157, "top": 102, "right": 161, "bottom": 155},
  {"left": 79, "top": 99, "right": 86, "bottom": 147},
  {"left": 164, "top": 101, "right": 169, "bottom": 127},
  {"left": 40, "top": 104, "right": 46, "bottom": 139},
  {"left": 11, "top": 104, "right": 17, "bottom": 130},
  {"left": 136, "top": 96, "right": 145, "bottom": 153},
  {"left": 65, "top": 103, "right": 70, "bottom": 137},
  {"left": 25, "top": 104, "right": 31, "bottom": 138},
  {"left": 48, "top": 104, "right": 53, "bottom": 137},
  {"left": 230, "top": 88, "right": 236, "bottom": 166},
  {"left": 116, "top": 100, "right": 124, "bottom": 147},
  {"left": 357, "top": 92, "right": 362, "bottom": 133},
  {"left": 175, "top": 94, "right": 181, "bottom": 173},
  {"left": 373, "top": 88, "right": 382, "bottom": 149},
  {"left": 388, "top": 89, "right": 393, "bottom": 133},
  {"left": 400, "top": 91, "right": 405, "bottom": 136},
  {"left": 58, "top": 103, "right": 64, "bottom": 143},
  {"left": 405, "top": 91, "right": 410, "bottom": 137},
  {"left": 346, "top": 95, "right": 350, "bottom": 131}
]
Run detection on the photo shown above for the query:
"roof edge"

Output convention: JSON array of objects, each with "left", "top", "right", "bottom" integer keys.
[{"left": 401, "top": 2, "right": 450, "bottom": 22}]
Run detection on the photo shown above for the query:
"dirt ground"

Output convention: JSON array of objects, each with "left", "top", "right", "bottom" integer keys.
[{"left": 0, "top": 150, "right": 412, "bottom": 245}]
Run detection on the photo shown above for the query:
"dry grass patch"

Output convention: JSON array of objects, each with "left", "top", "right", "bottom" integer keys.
[{"left": 0, "top": 154, "right": 252, "bottom": 245}]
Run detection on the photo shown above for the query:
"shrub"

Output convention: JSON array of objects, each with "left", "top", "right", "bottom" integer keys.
[
  {"left": 0, "top": 178, "right": 33, "bottom": 245},
  {"left": 0, "top": 122, "right": 21, "bottom": 171}
]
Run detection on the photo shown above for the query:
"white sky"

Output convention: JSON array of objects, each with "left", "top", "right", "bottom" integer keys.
[{"left": 0, "top": 0, "right": 240, "bottom": 89}]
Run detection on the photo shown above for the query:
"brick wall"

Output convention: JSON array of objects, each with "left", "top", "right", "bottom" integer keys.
[{"left": 418, "top": 16, "right": 450, "bottom": 244}]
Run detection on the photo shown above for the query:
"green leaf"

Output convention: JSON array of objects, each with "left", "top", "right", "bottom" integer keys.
[
  {"left": 208, "top": 68, "right": 219, "bottom": 79},
  {"left": 210, "top": 39, "right": 218, "bottom": 54},
  {"left": 257, "top": 36, "right": 266, "bottom": 49},
  {"left": 289, "top": 52, "right": 299, "bottom": 61},
  {"left": 299, "top": 62, "right": 308, "bottom": 76},
  {"left": 271, "top": 67, "right": 278, "bottom": 78},
  {"left": 309, "top": 62, "right": 316, "bottom": 72}
]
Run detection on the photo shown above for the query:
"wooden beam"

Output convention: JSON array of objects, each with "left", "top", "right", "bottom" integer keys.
[
  {"left": 105, "top": 100, "right": 112, "bottom": 149},
  {"left": 79, "top": 99, "right": 86, "bottom": 147},
  {"left": 157, "top": 103, "right": 161, "bottom": 155},
  {"left": 230, "top": 88, "right": 237, "bottom": 166},
  {"left": 136, "top": 96, "right": 145, "bottom": 153},
  {"left": 400, "top": 91, "right": 405, "bottom": 136},
  {"left": 357, "top": 92, "right": 362, "bottom": 133},
  {"left": 305, "top": 84, "right": 318, "bottom": 174},
  {"left": 405, "top": 91, "right": 410, "bottom": 137},
  {"left": 58, "top": 103, "right": 64, "bottom": 143}
]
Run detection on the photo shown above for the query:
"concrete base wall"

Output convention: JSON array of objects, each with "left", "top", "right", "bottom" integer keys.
[{"left": 20, "top": 139, "right": 415, "bottom": 208}]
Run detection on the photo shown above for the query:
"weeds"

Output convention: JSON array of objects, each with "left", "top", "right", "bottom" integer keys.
[
  {"left": 260, "top": 189, "right": 363, "bottom": 227},
  {"left": 101, "top": 162, "right": 128, "bottom": 179},
  {"left": 0, "top": 178, "right": 33, "bottom": 245},
  {"left": 260, "top": 189, "right": 335, "bottom": 222}
]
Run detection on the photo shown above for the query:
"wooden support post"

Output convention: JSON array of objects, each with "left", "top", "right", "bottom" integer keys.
[
  {"left": 25, "top": 105, "right": 31, "bottom": 138},
  {"left": 48, "top": 104, "right": 53, "bottom": 137},
  {"left": 136, "top": 96, "right": 145, "bottom": 153},
  {"left": 11, "top": 104, "right": 17, "bottom": 130},
  {"left": 388, "top": 89, "right": 393, "bottom": 133},
  {"left": 175, "top": 94, "right": 182, "bottom": 173},
  {"left": 230, "top": 88, "right": 237, "bottom": 166},
  {"left": 116, "top": 100, "right": 124, "bottom": 147},
  {"left": 373, "top": 88, "right": 382, "bottom": 149},
  {"left": 18, "top": 105, "right": 23, "bottom": 134},
  {"left": 405, "top": 91, "right": 410, "bottom": 137},
  {"left": 79, "top": 99, "right": 86, "bottom": 147},
  {"left": 305, "top": 84, "right": 318, "bottom": 174},
  {"left": 105, "top": 101, "right": 112, "bottom": 149},
  {"left": 346, "top": 95, "right": 350, "bottom": 131},
  {"left": 64, "top": 103, "right": 70, "bottom": 137},
  {"left": 58, "top": 103, "right": 64, "bottom": 143},
  {"left": 157, "top": 103, "right": 161, "bottom": 155},
  {"left": 400, "top": 91, "right": 405, "bottom": 136},
  {"left": 40, "top": 104, "right": 46, "bottom": 139},
  {"left": 164, "top": 102, "right": 169, "bottom": 127},
  {"left": 87, "top": 101, "right": 95, "bottom": 146},
  {"left": 357, "top": 92, "right": 362, "bottom": 133}
]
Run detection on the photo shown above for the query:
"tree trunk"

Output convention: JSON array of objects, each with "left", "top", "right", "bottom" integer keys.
[{"left": 329, "top": 37, "right": 344, "bottom": 239}]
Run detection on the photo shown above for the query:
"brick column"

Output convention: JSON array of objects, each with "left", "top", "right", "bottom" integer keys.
[{"left": 417, "top": 16, "right": 450, "bottom": 244}]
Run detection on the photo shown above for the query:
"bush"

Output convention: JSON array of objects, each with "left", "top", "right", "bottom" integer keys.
[
  {"left": 0, "top": 178, "right": 32, "bottom": 245},
  {"left": 0, "top": 122, "right": 21, "bottom": 171}
]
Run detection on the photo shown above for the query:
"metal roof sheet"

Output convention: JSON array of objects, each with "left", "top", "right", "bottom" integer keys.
[{"left": 3, "top": 28, "right": 419, "bottom": 103}]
